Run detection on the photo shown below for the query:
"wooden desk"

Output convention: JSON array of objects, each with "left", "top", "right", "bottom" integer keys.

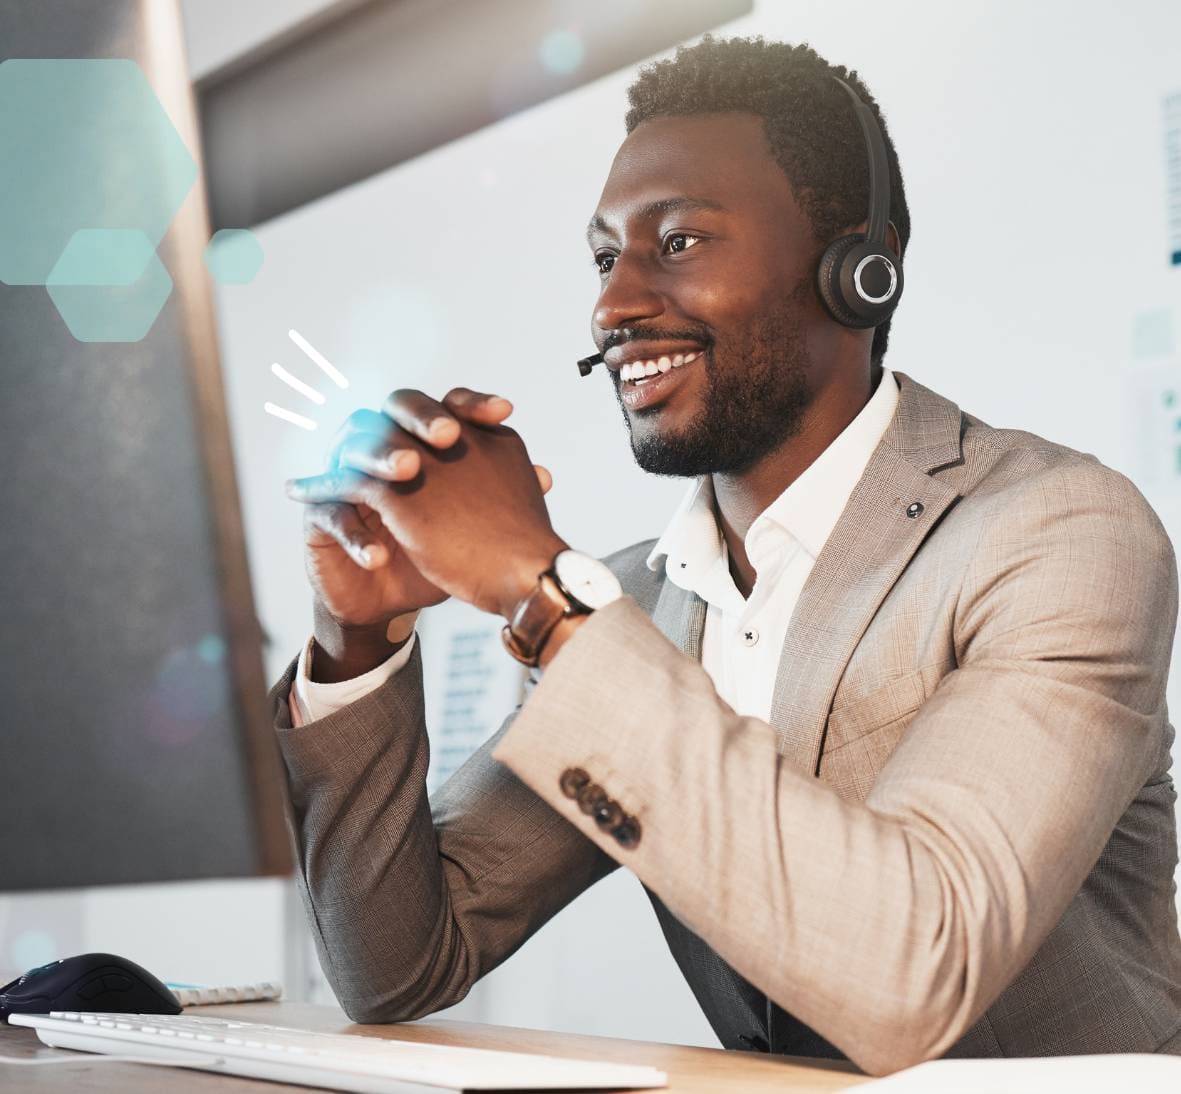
[{"left": 0, "top": 1001, "right": 870, "bottom": 1092}]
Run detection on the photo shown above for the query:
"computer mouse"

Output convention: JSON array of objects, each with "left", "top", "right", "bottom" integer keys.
[{"left": 0, "top": 952, "right": 181, "bottom": 1020}]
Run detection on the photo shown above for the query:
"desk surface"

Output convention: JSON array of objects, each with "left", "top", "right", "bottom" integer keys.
[{"left": 0, "top": 1001, "right": 870, "bottom": 1092}]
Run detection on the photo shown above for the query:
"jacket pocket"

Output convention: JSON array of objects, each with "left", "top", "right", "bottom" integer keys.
[{"left": 824, "top": 669, "right": 927, "bottom": 754}]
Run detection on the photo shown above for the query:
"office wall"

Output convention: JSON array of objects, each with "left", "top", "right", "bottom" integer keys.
[{"left": 3, "top": 0, "right": 1179, "bottom": 1050}]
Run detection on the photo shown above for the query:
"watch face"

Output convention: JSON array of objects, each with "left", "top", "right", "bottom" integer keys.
[{"left": 553, "top": 550, "right": 623, "bottom": 611}]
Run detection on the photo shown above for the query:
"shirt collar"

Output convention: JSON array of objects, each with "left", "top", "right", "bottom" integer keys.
[{"left": 646, "top": 367, "right": 900, "bottom": 582}]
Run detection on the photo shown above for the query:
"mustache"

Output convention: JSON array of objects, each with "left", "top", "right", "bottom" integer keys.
[{"left": 600, "top": 326, "right": 712, "bottom": 355}]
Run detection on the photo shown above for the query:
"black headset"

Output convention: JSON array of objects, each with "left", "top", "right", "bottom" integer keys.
[
  {"left": 816, "top": 76, "right": 903, "bottom": 329},
  {"left": 578, "top": 73, "right": 901, "bottom": 376}
]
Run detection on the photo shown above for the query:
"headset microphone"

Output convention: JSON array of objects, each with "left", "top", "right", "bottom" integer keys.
[
  {"left": 577, "top": 74, "right": 901, "bottom": 374},
  {"left": 576, "top": 352, "right": 603, "bottom": 377}
]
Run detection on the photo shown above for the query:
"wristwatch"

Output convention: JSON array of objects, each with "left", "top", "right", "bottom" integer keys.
[{"left": 501, "top": 549, "right": 623, "bottom": 667}]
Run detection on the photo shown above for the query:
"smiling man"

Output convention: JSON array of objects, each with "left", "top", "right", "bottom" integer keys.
[{"left": 273, "top": 36, "right": 1181, "bottom": 1074}]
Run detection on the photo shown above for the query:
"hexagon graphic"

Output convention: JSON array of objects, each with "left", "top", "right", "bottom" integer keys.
[
  {"left": 45, "top": 227, "right": 155, "bottom": 285},
  {"left": 204, "top": 228, "right": 264, "bottom": 285},
  {"left": 0, "top": 59, "right": 196, "bottom": 286},
  {"left": 47, "top": 228, "right": 173, "bottom": 342}
]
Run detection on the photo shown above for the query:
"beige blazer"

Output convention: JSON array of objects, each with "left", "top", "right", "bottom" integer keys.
[{"left": 271, "top": 369, "right": 1181, "bottom": 1075}]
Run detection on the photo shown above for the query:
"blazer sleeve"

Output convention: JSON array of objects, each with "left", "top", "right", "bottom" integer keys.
[
  {"left": 492, "top": 461, "right": 1179, "bottom": 1075},
  {"left": 269, "top": 639, "right": 619, "bottom": 1024}
]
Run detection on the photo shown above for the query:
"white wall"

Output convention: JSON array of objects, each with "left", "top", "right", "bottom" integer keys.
[{"left": 4, "top": 0, "right": 1179, "bottom": 1051}]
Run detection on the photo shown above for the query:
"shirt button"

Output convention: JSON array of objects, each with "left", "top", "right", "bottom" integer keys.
[{"left": 741, "top": 627, "right": 760, "bottom": 647}]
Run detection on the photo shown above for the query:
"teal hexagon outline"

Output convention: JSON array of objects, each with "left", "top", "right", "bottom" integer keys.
[{"left": 0, "top": 58, "right": 196, "bottom": 286}]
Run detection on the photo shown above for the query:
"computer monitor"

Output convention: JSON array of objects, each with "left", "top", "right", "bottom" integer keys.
[{"left": 0, "top": 0, "right": 292, "bottom": 890}]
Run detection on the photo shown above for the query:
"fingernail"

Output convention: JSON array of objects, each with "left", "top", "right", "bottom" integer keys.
[
  {"left": 429, "top": 417, "right": 455, "bottom": 440},
  {"left": 360, "top": 545, "right": 379, "bottom": 566},
  {"left": 488, "top": 396, "right": 512, "bottom": 414},
  {"left": 387, "top": 451, "right": 410, "bottom": 473}
]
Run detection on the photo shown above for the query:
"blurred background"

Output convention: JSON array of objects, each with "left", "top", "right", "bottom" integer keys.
[{"left": 2, "top": 0, "right": 1179, "bottom": 1048}]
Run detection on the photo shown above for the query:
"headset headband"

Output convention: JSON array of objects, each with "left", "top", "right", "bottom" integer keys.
[{"left": 831, "top": 76, "right": 892, "bottom": 250}]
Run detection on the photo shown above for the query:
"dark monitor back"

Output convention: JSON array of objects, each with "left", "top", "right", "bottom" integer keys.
[{"left": 0, "top": 0, "right": 292, "bottom": 890}]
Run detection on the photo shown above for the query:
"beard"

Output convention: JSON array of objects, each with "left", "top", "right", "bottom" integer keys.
[{"left": 617, "top": 277, "right": 814, "bottom": 477}]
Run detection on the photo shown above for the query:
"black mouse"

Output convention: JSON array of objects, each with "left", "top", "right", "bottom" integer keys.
[{"left": 0, "top": 952, "right": 181, "bottom": 1021}]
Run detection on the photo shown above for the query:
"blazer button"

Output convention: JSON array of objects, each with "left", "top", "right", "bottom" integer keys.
[
  {"left": 612, "top": 815, "right": 641, "bottom": 849},
  {"left": 559, "top": 767, "right": 590, "bottom": 799},
  {"left": 577, "top": 782, "right": 608, "bottom": 815},
  {"left": 592, "top": 798, "right": 623, "bottom": 832}
]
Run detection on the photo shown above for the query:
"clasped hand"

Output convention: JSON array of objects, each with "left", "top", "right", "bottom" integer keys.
[{"left": 285, "top": 387, "right": 567, "bottom": 625}]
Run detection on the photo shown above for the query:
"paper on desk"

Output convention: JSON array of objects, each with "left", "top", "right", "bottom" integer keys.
[{"left": 860, "top": 1053, "right": 1181, "bottom": 1092}]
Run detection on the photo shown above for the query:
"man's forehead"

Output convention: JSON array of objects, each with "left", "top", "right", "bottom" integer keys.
[{"left": 591, "top": 113, "right": 794, "bottom": 230}]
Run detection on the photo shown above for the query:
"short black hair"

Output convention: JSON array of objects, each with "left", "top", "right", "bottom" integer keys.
[{"left": 624, "top": 34, "right": 910, "bottom": 368}]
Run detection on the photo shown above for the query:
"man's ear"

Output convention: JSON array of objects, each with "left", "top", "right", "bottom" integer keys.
[{"left": 886, "top": 219, "right": 902, "bottom": 259}]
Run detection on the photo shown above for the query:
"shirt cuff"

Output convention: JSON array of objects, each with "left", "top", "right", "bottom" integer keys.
[{"left": 288, "top": 629, "right": 418, "bottom": 727}]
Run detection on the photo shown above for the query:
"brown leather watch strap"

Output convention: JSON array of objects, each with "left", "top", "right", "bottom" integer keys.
[{"left": 501, "top": 570, "right": 577, "bottom": 667}]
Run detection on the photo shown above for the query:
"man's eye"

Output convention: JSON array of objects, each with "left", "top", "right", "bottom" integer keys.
[
  {"left": 593, "top": 253, "right": 616, "bottom": 274},
  {"left": 664, "top": 233, "right": 701, "bottom": 254}
]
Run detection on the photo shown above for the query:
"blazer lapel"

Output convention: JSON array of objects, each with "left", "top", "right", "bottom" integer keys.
[{"left": 768, "top": 370, "right": 964, "bottom": 774}]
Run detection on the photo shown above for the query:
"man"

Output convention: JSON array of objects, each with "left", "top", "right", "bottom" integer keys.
[{"left": 273, "top": 36, "right": 1181, "bottom": 1074}]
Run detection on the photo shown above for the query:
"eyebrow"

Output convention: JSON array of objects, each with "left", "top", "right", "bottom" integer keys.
[{"left": 585, "top": 196, "right": 726, "bottom": 242}]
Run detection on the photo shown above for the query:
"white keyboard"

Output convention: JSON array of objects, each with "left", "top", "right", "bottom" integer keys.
[
  {"left": 10, "top": 1011, "right": 668, "bottom": 1093},
  {"left": 165, "top": 980, "right": 283, "bottom": 1006}
]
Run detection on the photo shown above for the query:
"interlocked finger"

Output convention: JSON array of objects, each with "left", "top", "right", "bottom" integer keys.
[
  {"left": 442, "top": 386, "right": 514, "bottom": 423},
  {"left": 336, "top": 427, "right": 424, "bottom": 482},
  {"left": 287, "top": 466, "right": 385, "bottom": 509},
  {"left": 325, "top": 408, "right": 390, "bottom": 470},
  {"left": 304, "top": 502, "right": 387, "bottom": 569}
]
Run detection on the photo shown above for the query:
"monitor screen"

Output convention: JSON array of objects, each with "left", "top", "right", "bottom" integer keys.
[{"left": 0, "top": 0, "right": 291, "bottom": 891}]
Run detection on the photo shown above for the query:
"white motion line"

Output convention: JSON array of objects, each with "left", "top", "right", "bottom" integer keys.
[
  {"left": 270, "top": 362, "right": 326, "bottom": 405},
  {"left": 264, "top": 402, "right": 317, "bottom": 431},
  {"left": 288, "top": 328, "right": 350, "bottom": 389}
]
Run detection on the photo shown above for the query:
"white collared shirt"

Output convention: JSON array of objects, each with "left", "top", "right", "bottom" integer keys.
[
  {"left": 291, "top": 369, "right": 899, "bottom": 727},
  {"left": 645, "top": 368, "right": 900, "bottom": 721}
]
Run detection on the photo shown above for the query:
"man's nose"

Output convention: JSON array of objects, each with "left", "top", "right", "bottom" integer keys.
[{"left": 593, "top": 254, "right": 664, "bottom": 332}]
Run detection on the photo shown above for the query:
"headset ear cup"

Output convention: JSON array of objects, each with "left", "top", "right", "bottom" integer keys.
[{"left": 816, "top": 234, "right": 867, "bottom": 328}]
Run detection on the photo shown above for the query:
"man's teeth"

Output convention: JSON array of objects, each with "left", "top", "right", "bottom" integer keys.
[{"left": 620, "top": 351, "right": 701, "bottom": 382}]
